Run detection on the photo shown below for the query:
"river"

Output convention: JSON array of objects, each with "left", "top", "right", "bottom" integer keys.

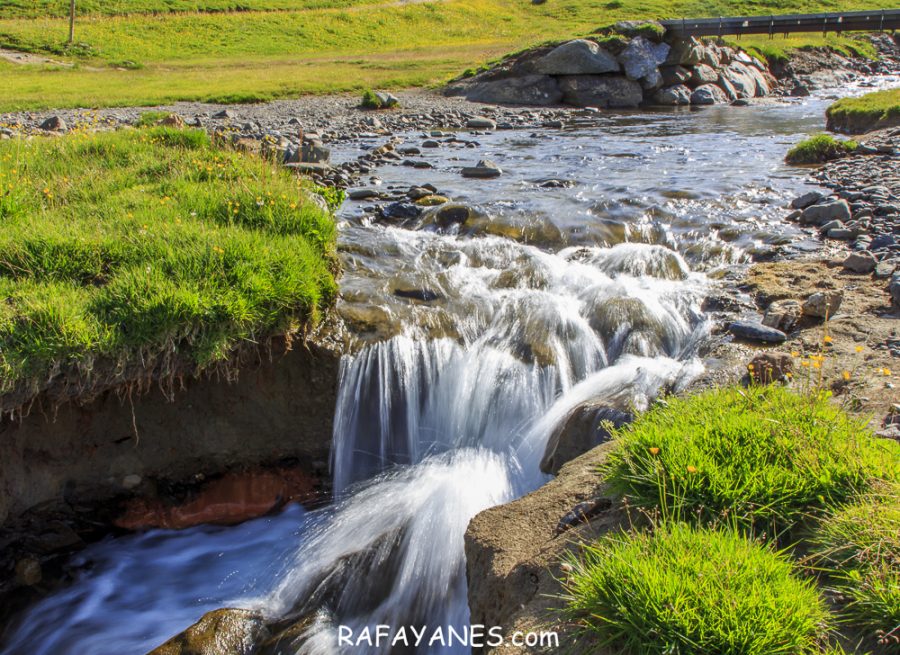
[{"left": 1, "top": 76, "right": 894, "bottom": 655}]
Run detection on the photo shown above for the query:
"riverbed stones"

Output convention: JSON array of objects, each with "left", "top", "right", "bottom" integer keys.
[
  {"left": 466, "top": 116, "right": 497, "bottom": 130},
  {"left": 464, "top": 75, "right": 563, "bottom": 106},
  {"left": 653, "top": 84, "right": 692, "bottom": 106},
  {"left": 148, "top": 608, "right": 269, "bottom": 655},
  {"left": 540, "top": 404, "right": 633, "bottom": 475},
  {"left": 802, "top": 290, "right": 843, "bottom": 319},
  {"left": 800, "top": 198, "right": 852, "bottom": 225},
  {"left": 348, "top": 189, "right": 379, "bottom": 200},
  {"left": 728, "top": 320, "right": 787, "bottom": 344},
  {"left": 534, "top": 39, "right": 619, "bottom": 75},
  {"left": 762, "top": 299, "right": 802, "bottom": 333},
  {"left": 843, "top": 251, "right": 877, "bottom": 274},
  {"left": 558, "top": 75, "right": 643, "bottom": 108},
  {"left": 461, "top": 159, "right": 502, "bottom": 178},
  {"left": 690, "top": 84, "right": 728, "bottom": 105},
  {"left": 39, "top": 116, "right": 66, "bottom": 132}
]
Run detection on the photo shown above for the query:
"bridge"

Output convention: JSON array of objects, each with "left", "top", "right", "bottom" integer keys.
[{"left": 660, "top": 8, "right": 900, "bottom": 39}]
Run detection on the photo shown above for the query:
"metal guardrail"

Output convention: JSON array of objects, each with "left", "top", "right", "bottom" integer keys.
[{"left": 660, "top": 9, "right": 900, "bottom": 38}]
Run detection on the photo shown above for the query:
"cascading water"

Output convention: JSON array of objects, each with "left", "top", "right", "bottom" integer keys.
[{"left": 4, "top": 79, "right": 892, "bottom": 655}]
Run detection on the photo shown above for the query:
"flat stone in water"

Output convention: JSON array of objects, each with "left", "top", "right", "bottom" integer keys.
[{"left": 728, "top": 320, "right": 787, "bottom": 344}]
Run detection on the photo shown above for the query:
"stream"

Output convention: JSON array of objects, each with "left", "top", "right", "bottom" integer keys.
[{"left": 2, "top": 77, "right": 896, "bottom": 655}]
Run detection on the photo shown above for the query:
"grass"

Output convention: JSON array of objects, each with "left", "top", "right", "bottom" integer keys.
[
  {"left": 603, "top": 385, "right": 898, "bottom": 538},
  {"left": 812, "top": 486, "right": 900, "bottom": 651},
  {"left": 827, "top": 88, "right": 900, "bottom": 134},
  {"left": 0, "top": 126, "right": 337, "bottom": 409},
  {"left": 786, "top": 133, "right": 858, "bottom": 165},
  {"left": 562, "top": 522, "right": 829, "bottom": 655},
  {"left": 0, "top": 0, "right": 892, "bottom": 111}
]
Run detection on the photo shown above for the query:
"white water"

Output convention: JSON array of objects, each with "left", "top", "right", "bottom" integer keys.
[{"left": 5, "top": 82, "right": 891, "bottom": 654}]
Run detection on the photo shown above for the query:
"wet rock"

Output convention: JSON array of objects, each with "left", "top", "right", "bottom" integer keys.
[
  {"left": 39, "top": 116, "right": 67, "bottom": 132},
  {"left": 427, "top": 203, "right": 476, "bottom": 228},
  {"left": 800, "top": 199, "right": 851, "bottom": 226},
  {"left": 728, "top": 320, "right": 787, "bottom": 344},
  {"left": 466, "top": 117, "right": 497, "bottom": 130},
  {"left": 465, "top": 75, "right": 563, "bottom": 106},
  {"left": 762, "top": 299, "right": 802, "bottom": 333},
  {"left": 843, "top": 251, "right": 877, "bottom": 274},
  {"left": 148, "top": 608, "right": 269, "bottom": 655},
  {"left": 14, "top": 558, "right": 42, "bottom": 586},
  {"left": 534, "top": 39, "right": 618, "bottom": 75},
  {"left": 393, "top": 288, "right": 442, "bottom": 302},
  {"left": 378, "top": 201, "right": 422, "bottom": 222},
  {"left": 653, "top": 84, "right": 692, "bottom": 106},
  {"left": 802, "top": 291, "right": 843, "bottom": 319},
  {"left": 461, "top": 159, "right": 502, "bottom": 178},
  {"left": 540, "top": 405, "right": 633, "bottom": 475},
  {"left": 558, "top": 75, "right": 643, "bottom": 108},
  {"left": 406, "top": 186, "right": 433, "bottom": 200},
  {"left": 690, "top": 84, "right": 728, "bottom": 105},
  {"left": 415, "top": 194, "right": 450, "bottom": 206},
  {"left": 748, "top": 352, "right": 793, "bottom": 384},
  {"left": 618, "top": 37, "right": 670, "bottom": 82},
  {"left": 348, "top": 189, "right": 379, "bottom": 201}
]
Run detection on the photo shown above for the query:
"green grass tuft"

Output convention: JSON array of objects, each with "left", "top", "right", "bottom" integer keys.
[
  {"left": 604, "top": 386, "right": 898, "bottom": 537},
  {"left": 812, "top": 486, "right": 900, "bottom": 651},
  {"left": 134, "top": 110, "right": 173, "bottom": 127},
  {"left": 786, "top": 133, "right": 858, "bottom": 165},
  {"left": 562, "top": 522, "right": 829, "bottom": 655},
  {"left": 0, "top": 127, "right": 337, "bottom": 408},
  {"left": 827, "top": 88, "right": 900, "bottom": 134}
]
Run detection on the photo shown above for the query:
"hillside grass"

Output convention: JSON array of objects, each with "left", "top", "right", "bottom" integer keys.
[
  {"left": 0, "top": 0, "right": 892, "bottom": 111},
  {"left": 827, "top": 88, "right": 900, "bottom": 134},
  {"left": 0, "top": 126, "right": 337, "bottom": 408}
]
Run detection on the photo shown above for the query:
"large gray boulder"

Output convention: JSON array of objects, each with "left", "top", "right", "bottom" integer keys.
[
  {"left": 558, "top": 75, "right": 643, "bottom": 108},
  {"left": 721, "top": 62, "right": 765, "bottom": 98},
  {"left": 465, "top": 75, "right": 562, "bottom": 106},
  {"left": 691, "top": 63, "right": 719, "bottom": 85},
  {"left": 534, "top": 39, "right": 619, "bottom": 75},
  {"left": 653, "top": 84, "right": 692, "bottom": 105},
  {"left": 666, "top": 37, "right": 704, "bottom": 66},
  {"left": 618, "top": 37, "right": 670, "bottom": 82},
  {"left": 691, "top": 84, "right": 728, "bottom": 105},
  {"left": 660, "top": 65, "right": 691, "bottom": 86},
  {"left": 540, "top": 404, "right": 633, "bottom": 475},
  {"left": 799, "top": 199, "right": 852, "bottom": 226}
]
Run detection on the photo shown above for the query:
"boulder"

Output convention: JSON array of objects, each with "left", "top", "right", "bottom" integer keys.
[
  {"left": 534, "top": 39, "right": 619, "bottom": 75},
  {"left": 890, "top": 272, "right": 900, "bottom": 308},
  {"left": 299, "top": 139, "right": 330, "bottom": 164},
  {"left": 148, "top": 608, "right": 268, "bottom": 655},
  {"left": 691, "top": 63, "right": 719, "bottom": 85},
  {"left": 666, "top": 37, "right": 704, "bottom": 66},
  {"left": 748, "top": 352, "right": 794, "bottom": 384},
  {"left": 374, "top": 91, "right": 399, "bottom": 108},
  {"left": 558, "top": 75, "right": 643, "bottom": 108},
  {"left": 653, "top": 84, "right": 692, "bottom": 106},
  {"left": 791, "top": 190, "right": 825, "bottom": 210},
  {"left": 618, "top": 37, "right": 670, "bottom": 83},
  {"left": 721, "top": 62, "right": 766, "bottom": 98},
  {"left": 690, "top": 84, "right": 728, "bottom": 105},
  {"left": 717, "top": 75, "right": 738, "bottom": 101},
  {"left": 465, "top": 75, "right": 562, "bottom": 106},
  {"left": 762, "top": 299, "right": 802, "bottom": 333},
  {"left": 540, "top": 405, "right": 633, "bottom": 475},
  {"left": 660, "top": 65, "right": 691, "bottom": 86},
  {"left": 800, "top": 199, "right": 851, "bottom": 225},
  {"left": 802, "top": 291, "right": 842, "bottom": 319},
  {"left": 39, "top": 116, "right": 67, "bottom": 132},
  {"left": 728, "top": 320, "right": 787, "bottom": 343},
  {"left": 348, "top": 189, "right": 379, "bottom": 201},
  {"left": 461, "top": 159, "right": 502, "bottom": 178},
  {"left": 466, "top": 116, "right": 496, "bottom": 129},
  {"left": 842, "top": 251, "right": 877, "bottom": 274},
  {"left": 212, "top": 109, "right": 235, "bottom": 119}
]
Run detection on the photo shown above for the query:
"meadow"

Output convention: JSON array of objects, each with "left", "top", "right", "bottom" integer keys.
[{"left": 0, "top": 0, "right": 894, "bottom": 111}]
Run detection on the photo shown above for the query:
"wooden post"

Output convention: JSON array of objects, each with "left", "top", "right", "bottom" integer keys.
[{"left": 68, "top": 0, "right": 75, "bottom": 44}]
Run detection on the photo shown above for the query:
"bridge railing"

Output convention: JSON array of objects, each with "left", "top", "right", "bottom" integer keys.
[{"left": 660, "top": 9, "right": 900, "bottom": 38}]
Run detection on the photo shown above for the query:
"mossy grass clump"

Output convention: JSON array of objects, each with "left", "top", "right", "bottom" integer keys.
[
  {"left": 786, "top": 134, "right": 858, "bottom": 165},
  {"left": 134, "top": 110, "right": 173, "bottom": 127},
  {"left": 360, "top": 89, "right": 397, "bottom": 110},
  {"left": 812, "top": 485, "right": 900, "bottom": 651},
  {"left": 0, "top": 126, "right": 337, "bottom": 409},
  {"left": 604, "top": 386, "right": 898, "bottom": 537},
  {"left": 827, "top": 88, "right": 900, "bottom": 134},
  {"left": 562, "top": 522, "right": 829, "bottom": 654}
]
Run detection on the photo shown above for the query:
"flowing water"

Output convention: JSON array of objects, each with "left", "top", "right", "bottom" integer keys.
[{"left": 2, "top": 78, "right": 896, "bottom": 654}]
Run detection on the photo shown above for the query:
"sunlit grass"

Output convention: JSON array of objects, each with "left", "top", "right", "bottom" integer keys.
[{"left": 0, "top": 126, "right": 337, "bottom": 407}]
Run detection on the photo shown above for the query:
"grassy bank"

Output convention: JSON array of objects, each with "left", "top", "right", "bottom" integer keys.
[
  {"left": 0, "top": 0, "right": 891, "bottom": 111},
  {"left": 786, "top": 133, "right": 858, "bottom": 164},
  {"left": 563, "top": 385, "right": 899, "bottom": 654},
  {"left": 827, "top": 87, "right": 900, "bottom": 134},
  {"left": 0, "top": 126, "right": 337, "bottom": 409}
]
